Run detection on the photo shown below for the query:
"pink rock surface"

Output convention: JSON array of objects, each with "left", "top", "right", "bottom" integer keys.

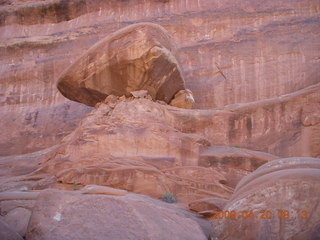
[
  {"left": 188, "top": 197, "right": 227, "bottom": 212},
  {"left": 26, "top": 189, "right": 209, "bottom": 240},
  {"left": 0, "top": 219, "right": 23, "bottom": 240},
  {"left": 0, "top": 0, "right": 319, "bottom": 156},
  {"left": 3, "top": 207, "right": 31, "bottom": 238},
  {"left": 36, "top": 97, "right": 233, "bottom": 201},
  {"left": 212, "top": 157, "right": 320, "bottom": 240},
  {"left": 0, "top": 1, "right": 319, "bottom": 239},
  {"left": 170, "top": 89, "right": 195, "bottom": 109},
  {"left": 57, "top": 23, "right": 185, "bottom": 106}
]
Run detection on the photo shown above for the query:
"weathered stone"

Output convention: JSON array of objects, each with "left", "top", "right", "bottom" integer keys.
[
  {"left": 0, "top": 219, "right": 23, "bottom": 240},
  {"left": 1, "top": 0, "right": 319, "bottom": 157},
  {"left": 130, "top": 90, "right": 149, "bottom": 99},
  {"left": 212, "top": 157, "right": 320, "bottom": 240},
  {"left": 0, "top": 192, "right": 40, "bottom": 202},
  {"left": 3, "top": 207, "right": 31, "bottom": 238},
  {"left": 0, "top": 1, "right": 320, "bottom": 239},
  {"left": 199, "top": 146, "right": 278, "bottom": 187},
  {"left": 36, "top": 98, "right": 235, "bottom": 202},
  {"left": 26, "top": 189, "right": 208, "bottom": 240},
  {"left": 57, "top": 23, "right": 186, "bottom": 107},
  {"left": 170, "top": 89, "right": 195, "bottom": 109},
  {"left": 80, "top": 185, "right": 128, "bottom": 196},
  {"left": 189, "top": 197, "right": 227, "bottom": 212},
  {"left": 301, "top": 103, "right": 320, "bottom": 126}
]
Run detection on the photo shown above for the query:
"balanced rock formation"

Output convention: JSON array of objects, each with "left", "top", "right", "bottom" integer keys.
[
  {"left": 0, "top": 1, "right": 319, "bottom": 239},
  {"left": 26, "top": 188, "right": 209, "bottom": 240},
  {"left": 57, "top": 23, "right": 186, "bottom": 107},
  {"left": 1, "top": 0, "right": 319, "bottom": 157},
  {"left": 212, "top": 157, "right": 320, "bottom": 240}
]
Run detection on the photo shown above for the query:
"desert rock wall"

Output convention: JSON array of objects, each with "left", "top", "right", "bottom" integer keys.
[{"left": 0, "top": 0, "right": 319, "bottom": 156}]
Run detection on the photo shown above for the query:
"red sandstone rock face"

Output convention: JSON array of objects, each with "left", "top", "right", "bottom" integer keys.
[
  {"left": 0, "top": 1, "right": 319, "bottom": 239},
  {"left": 35, "top": 97, "right": 234, "bottom": 202},
  {"left": 29, "top": 96, "right": 287, "bottom": 204},
  {"left": 170, "top": 89, "right": 195, "bottom": 109},
  {"left": 0, "top": 0, "right": 319, "bottom": 156},
  {"left": 57, "top": 23, "right": 186, "bottom": 106},
  {"left": 188, "top": 197, "right": 227, "bottom": 212},
  {"left": 212, "top": 157, "right": 320, "bottom": 240},
  {"left": 26, "top": 189, "right": 209, "bottom": 240}
]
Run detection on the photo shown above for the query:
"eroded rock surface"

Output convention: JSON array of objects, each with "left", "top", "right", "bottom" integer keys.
[
  {"left": 0, "top": 219, "right": 23, "bottom": 240},
  {"left": 1, "top": 0, "right": 319, "bottom": 156},
  {"left": 26, "top": 189, "right": 209, "bottom": 240},
  {"left": 170, "top": 89, "right": 195, "bottom": 109},
  {"left": 189, "top": 197, "right": 227, "bottom": 212},
  {"left": 30, "top": 95, "right": 304, "bottom": 206},
  {"left": 199, "top": 145, "right": 279, "bottom": 187},
  {"left": 57, "top": 23, "right": 186, "bottom": 107},
  {"left": 36, "top": 97, "right": 234, "bottom": 202},
  {"left": 0, "top": 1, "right": 319, "bottom": 239},
  {"left": 3, "top": 207, "right": 31, "bottom": 238},
  {"left": 212, "top": 157, "right": 320, "bottom": 240}
]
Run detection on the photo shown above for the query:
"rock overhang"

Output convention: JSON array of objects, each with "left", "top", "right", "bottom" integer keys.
[{"left": 57, "top": 23, "right": 186, "bottom": 107}]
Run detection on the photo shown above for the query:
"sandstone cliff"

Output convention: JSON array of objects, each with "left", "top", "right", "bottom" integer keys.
[
  {"left": 0, "top": 1, "right": 319, "bottom": 240},
  {"left": 1, "top": 0, "right": 319, "bottom": 157}
]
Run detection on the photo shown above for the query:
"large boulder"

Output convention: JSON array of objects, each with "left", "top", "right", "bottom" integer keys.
[
  {"left": 212, "top": 157, "right": 320, "bottom": 240},
  {"left": 26, "top": 189, "right": 208, "bottom": 240},
  {"left": 57, "top": 23, "right": 186, "bottom": 107}
]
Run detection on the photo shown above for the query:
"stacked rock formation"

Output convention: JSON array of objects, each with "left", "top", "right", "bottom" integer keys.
[
  {"left": 1, "top": 0, "right": 319, "bottom": 157},
  {"left": 57, "top": 23, "right": 187, "bottom": 107},
  {"left": 0, "top": 1, "right": 319, "bottom": 240}
]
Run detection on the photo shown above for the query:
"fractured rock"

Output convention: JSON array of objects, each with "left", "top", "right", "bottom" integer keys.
[{"left": 57, "top": 23, "right": 186, "bottom": 107}]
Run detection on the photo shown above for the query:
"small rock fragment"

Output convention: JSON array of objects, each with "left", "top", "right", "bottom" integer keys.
[
  {"left": 130, "top": 90, "right": 149, "bottom": 99},
  {"left": 170, "top": 89, "right": 195, "bottom": 109}
]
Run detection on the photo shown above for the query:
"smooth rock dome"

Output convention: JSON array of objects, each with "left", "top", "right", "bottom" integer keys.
[{"left": 57, "top": 23, "right": 186, "bottom": 106}]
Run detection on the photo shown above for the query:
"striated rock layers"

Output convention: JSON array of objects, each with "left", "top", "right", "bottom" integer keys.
[
  {"left": 212, "top": 157, "right": 320, "bottom": 240},
  {"left": 0, "top": 1, "right": 320, "bottom": 239},
  {"left": 57, "top": 23, "right": 186, "bottom": 107},
  {"left": 1, "top": 0, "right": 319, "bottom": 156},
  {"left": 35, "top": 96, "right": 234, "bottom": 202}
]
